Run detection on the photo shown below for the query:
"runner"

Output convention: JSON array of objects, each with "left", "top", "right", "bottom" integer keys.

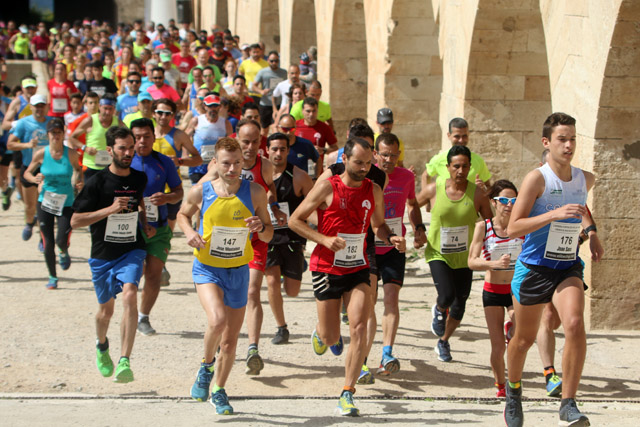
[
  {"left": 129, "top": 118, "right": 183, "bottom": 335},
  {"left": 70, "top": 126, "right": 155, "bottom": 384},
  {"left": 264, "top": 132, "right": 314, "bottom": 344},
  {"left": 23, "top": 118, "right": 83, "bottom": 289},
  {"left": 2, "top": 75, "right": 36, "bottom": 130},
  {"left": 122, "top": 92, "right": 156, "bottom": 128},
  {"left": 419, "top": 145, "right": 492, "bottom": 362},
  {"left": 467, "top": 180, "right": 523, "bottom": 397},
  {"left": 373, "top": 133, "right": 426, "bottom": 378},
  {"left": 504, "top": 113, "right": 603, "bottom": 427},
  {"left": 289, "top": 137, "right": 405, "bottom": 416},
  {"left": 177, "top": 137, "right": 273, "bottom": 414},
  {"left": 47, "top": 62, "right": 78, "bottom": 118}
]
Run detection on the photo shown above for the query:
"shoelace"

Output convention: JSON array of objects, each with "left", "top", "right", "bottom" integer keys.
[{"left": 197, "top": 367, "right": 213, "bottom": 388}]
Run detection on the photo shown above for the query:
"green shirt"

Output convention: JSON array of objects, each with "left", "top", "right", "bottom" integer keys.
[
  {"left": 187, "top": 64, "right": 222, "bottom": 85},
  {"left": 290, "top": 100, "right": 332, "bottom": 122},
  {"left": 426, "top": 150, "right": 491, "bottom": 183},
  {"left": 123, "top": 112, "right": 157, "bottom": 129}
]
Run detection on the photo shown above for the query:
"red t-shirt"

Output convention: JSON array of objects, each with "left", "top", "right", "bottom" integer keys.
[
  {"left": 47, "top": 79, "right": 78, "bottom": 117},
  {"left": 31, "top": 35, "right": 50, "bottom": 60},
  {"left": 157, "top": 43, "right": 180, "bottom": 54},
  {"left": 146, "top": 84, "right": 180, "bottom": 102},
  {"left": 171, "top": 53, "right": 197, "bottom": 88},
  {"left": 68, "top": 112, "right": 88, "bottom": 166},
  {"left": 295, "top": 119, "right": 337, "bottom": 151}
]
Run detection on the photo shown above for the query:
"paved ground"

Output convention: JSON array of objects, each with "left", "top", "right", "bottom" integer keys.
[{"left": 1, "top": 186, "right": 639, "bottom": 425}]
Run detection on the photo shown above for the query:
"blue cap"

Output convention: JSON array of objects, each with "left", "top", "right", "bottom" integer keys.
[{"left": 138, "top": 91, "right": 153, "bottom": 102}]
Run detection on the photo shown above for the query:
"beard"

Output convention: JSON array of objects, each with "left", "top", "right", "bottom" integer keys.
[
  {"left": 112, "top": 155, "right": 131, "bottom": 169},
  {"left": 346, "top": 168, "right": 367, "bottom": 182}
]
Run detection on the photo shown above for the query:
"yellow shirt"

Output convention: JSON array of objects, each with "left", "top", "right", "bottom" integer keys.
[{"left": 239, "top": 58, "right": 268, "bottom": 97}]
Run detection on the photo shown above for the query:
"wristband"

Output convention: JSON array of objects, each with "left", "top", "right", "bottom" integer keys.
[
  {"left": 259, "top": 222, "right": 266, "bottom": 233},
  {"left": 415, "top": 223, "right": 426, "bottom": 232},
  {"left": 178, "top": 158, "right": 183, "bottom": 166},
  {"left": 387, "top": 233, "right": 398, "bottom": 244},
  {"left": 80, "top": 145, "right": 86, "bottom": 152},
  {"left": 584, "top": 225, "right": 597, "bottom": 235},
  {"left": 270, "top": 201, "right": 280, "bottom": 209}
]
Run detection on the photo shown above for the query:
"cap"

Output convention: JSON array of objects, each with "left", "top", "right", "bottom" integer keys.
[
  {"left": 19, "top": 26, "right": 28, "bottom": 34},
  {"left": 377, "top": 108, "right": 393, "bottom": 124},
  {"left": 137, "top": 92, "right": 153, "bottom": 102},
  {"left": 22, "top": 78, "right": 37, "bottom": 88},
  {"left": 203, "top": 94, "right": 221, "bottom": 106},
  {"left": 159, "top": 52, "right": 171, "bottom": 62},
  {"left": 30, "top": 94, "right": 47, "bottom": 105},
  {"left": 47, "top": 118, "right": 65, "bottom": 132},
  {"left": 240, "top": 43, "right": 249, "bottom": 50},
  {"left": 300, "top": 52, "right": 310, "bottom": 65},
  {"left": 50, "top": 28, "right": 58, "bottom": 35},
  {"left": 91, "top": 47, "right": 103, "bottom": 56}
]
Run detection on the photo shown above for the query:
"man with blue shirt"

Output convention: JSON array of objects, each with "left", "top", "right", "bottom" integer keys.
[
  {"left": 129, "top": 118, "right": 183, "bottom": 336},
  {"left": 276, "top": 114, "right": 319, "bottom": 177},
  {"left": 116, "top": 72, "right": 142, "bottom": 120}
]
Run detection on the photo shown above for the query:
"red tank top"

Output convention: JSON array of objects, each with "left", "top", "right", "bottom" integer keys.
[
  {"left": 310, "top": 175, "right": 374, "bottom": 275},
  {"left": 241, "top": 158, "right": 268, "bottom": 192}
]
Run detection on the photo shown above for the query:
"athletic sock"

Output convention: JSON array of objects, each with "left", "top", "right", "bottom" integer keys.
[
  {"left": 138, "top": 312, "right": 149, "bottom": 322},
  {"left": 96, "top": 337, "right": 109, "bottom": 352},
  {"left": 508, "top": 381, "right": 521, "bottom": 389},
  {"left": 342, "top": 386, "right": 355, "bottom": 395},
  {"left": 213, "top": 383, "right": 223, "bottom": 393},
  {"left": 543, "top": 366, "right": 556, "bottom": 383},
  {"left": 248, "top": 343, "right": 258, "bottom": 352},
  {"left": 560, "top": 398, "right": 574, "bottom": 407},
  {"left": 363, "top": 357, "right": 367, "bottom": 366},
  {"left": 383, "top": 345, "right": 392, "bottom": 357}
]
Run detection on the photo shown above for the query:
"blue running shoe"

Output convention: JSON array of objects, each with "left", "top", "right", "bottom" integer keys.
[
  {"left": 311, "top": 329, "right": 327, "bottom": 355},
  {"left": 59, "top": 252, "right": 71, "bottom": 270},
  {"left": 191, "top": 362, "right": 215, "bottom": 401},
  {"left": 23, "top": 224, "right": 34, "bottom": 241},
  {"left": 431, "top": 304, "right": 447, "bottom": 337},
  {"left": 356, "top": 365, "right": 375, "bottom": 385},
  {"left": 377, "top": 354, "right": 400, "bottom": 375},
  {"left": 330, "top": 335, "right": 344, "bottom": 356},
  {"left": 211, "top": 388, "right": 233, "bottom": 415},
  {"left": 46, "top": 277, "right": 58, "bottom": 290},
  {"left": 435, "top": 339, "right": 452, "bottom": 362},
  {"left": 546, "top": 374, "right": 562, "bottom": 398},
  {"left": 337, "top": 390, "right": 359, "bottom": 416}
]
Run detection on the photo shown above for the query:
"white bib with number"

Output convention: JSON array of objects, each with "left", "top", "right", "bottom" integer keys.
[
  {"left": 375, "top": 217, "right": 403, "bottom": 247},
  {"left": 37, "top": 49, "right": 47, "bottom": 59},
  {"left": 268, "top": 202, "right": 290, "bottom": 230},
  {"left": 544, "top": 221, "right": 581, "bottom": 261},
  {"left": 95, "top": 150, "right": 112, "bottom": 167},
  {"left": 41, "top": 191, "right": 67, "bottom": 216},
  {"left": 52, "top": 98, "right": 68, "bottom": 113},
  {"left": 104, "top": 212, "right": 138, "bottom": 243},
  {"left": 440, "top": 225, "right": 468, "bottom": 254},
  {"left": 334, "top": 233, "right": 366, "bottom": 267},
  {"left": 201, "top": 144, "right": 215, "bottom": 163},
  {"left": 490, "top": 240, "right": 522, "bottom": 270},
  {"left": 144, "top": 197, "right": 158, "bottom": 223},
  {"left": 180, "top": 71, "right": 189, "bottom": 82},
  {"left": 209, "top": 226, "right": 249, "bottom": 259}
]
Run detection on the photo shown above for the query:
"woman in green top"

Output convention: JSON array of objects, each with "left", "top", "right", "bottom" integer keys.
[
  {"left": 10, "top": 30, "right": 30, "bottom": 59},
  {"left": 421, "top": 145, "right": 492, "bottom": 362},
  {"left": 24, "top": 118, "right": 83, "bottom": 289}
]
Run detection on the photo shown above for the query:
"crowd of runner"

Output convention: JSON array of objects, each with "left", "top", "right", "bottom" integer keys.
[{"left": 0, "top": 17, "right": 604, "bottom": 427}]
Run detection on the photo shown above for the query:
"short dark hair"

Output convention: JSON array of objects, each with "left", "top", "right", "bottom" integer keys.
[
  {"left": 85, "top": 91, "right": 99, "bottom": 99},
  {"left": 202, "top": 65, "right": 215, "bottom": 74},
  {"left": 90, "top": 60, "right": 103, "bottom": 69},
  {"left": 267, "top": 132, "right": 290, "bottom": 148},
  {"left": 127, "top": 71, "right": 141, "bottom": 79},
  {"left": 542, "top": 112, "right": 576, "bottom": 140},
  {"left": 151, "top": 66, "right": 165, "bottom": 75},
  {"left": 348, "top": 123, "right": 374, "bottom": 142},
  {"left": 302, "top": 97, "right": 318, "bottom": 108},
  {"left": 130, "top": 117, "right": 155, "bottom": 134},
  {"left": 242, "top": 102, "right": 259, "bottom": 115},
  {"left": 69, "top": 92, "right": 83, "bottom": 101},
  {"left": 375, "top": 133, "right": 399, "bottom": 151},
  {"left": 105, "top": 126, "right": 133, "bottom": 147},
  {"left": 233, "top": 74, "right": 246, "bottom": 84},
  {"left": 446, "top": 145, "right": 471, "bottom": 165},
  {"left": 249, "top": 43, "right": 261, "bottom": 50},
  {"left": 488, "top": 179, "right": 518, "bottom": 199},
  {"left": 101, "top": 93, "right": 117, "bottom": 103},
  {"left": 348, "top": 117, "right": 368, "bottom": 129},
  {"left": 268, "top": 50, "right": 279, "bottom": 58},
  {"left": 309, "top": 80, "right": 322, "bottom": 90},
  {"left": 448, "top": 117, "right": 468, "bottom": 133},
  {"left": 153, "top": 98, "right": 176, "bottom": 113},
  {"left": 344, "top": 137, "right": 372, "bottom": 159}
]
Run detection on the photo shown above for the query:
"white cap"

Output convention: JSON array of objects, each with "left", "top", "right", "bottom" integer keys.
[{"left": 30, "top": 94, "right": 47, "bottom": 105}]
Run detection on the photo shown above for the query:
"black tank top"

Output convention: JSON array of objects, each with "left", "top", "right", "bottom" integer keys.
[{"left": 271, "top": 163, "right": 306, "bottom": 245}]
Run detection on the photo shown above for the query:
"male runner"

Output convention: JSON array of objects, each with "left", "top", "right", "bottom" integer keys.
[
  {"left": 264, "top": 132, "right": 314, "bottom": 344},
  {"left": 129, "top": 118, "right": 183, "bottom": 336},
  {"left": 289, "top": 137, "right": 405, "bottom": 416},
  {"left": 504, "top": 113, "right": 603, "bottom": 427},
  {"left": 177, "top": 137, "right": 272, "bottom": 414},
  {"left": 71, "top": 126, "right": 155, "bottom": 383}
]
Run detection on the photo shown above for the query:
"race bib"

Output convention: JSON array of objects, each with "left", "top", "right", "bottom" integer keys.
[
  {"left": 95, "top": 150, "right": 112, "bottom": 167},
  {"left": 544, "top": 221, "right": 581, "bottom": 261},
  {"left": 41, "top": 191, "right": 67, "bottom": 216},
  {"left": 375, "top": 217, "right": 403, "bottom": 247},
  {"left": 268, "top": 202, "right": 290, "bottom": 229},
  {"left": 440, "top": 225, "right": 468, "bottom": 254},
  {"left": 104, "top": 211, "right": 138, "bottom": 243},
  {"left": 209, "top": 226, "right": 249, "bottom": 259},
  {"left": 37, "top": 49, "right": 47, "bottom": 59},
  {"left": 201, "top": 144, "right": 215, "bottom": 163},
  {"left": 490, "top": 240, "right": 522, "bottom": 270},
  {"left": 180, "top": 71, "right": 189, "bottom": 82},
  {"left": 144, "top": 197, "right": 158, "bottom": 223},
  {"left": 334, "top": 233, "right": 366, "bottom": 268},
  {"left": 52, "top": 98, "right": 68, "bottom": 113}
]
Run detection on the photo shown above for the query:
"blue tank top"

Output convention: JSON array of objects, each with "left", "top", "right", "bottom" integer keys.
[
  {"left": 38, "top": 146, "right": 75, "bottom": 207},
  {"left": 189, "top": 115, "right": 226, "bottom": 176},
  {"left": 518, "top": 163, "right": 587, "bottom": 269}
]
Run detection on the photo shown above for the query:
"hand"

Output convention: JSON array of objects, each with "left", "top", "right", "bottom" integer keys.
[
  {"left": 493, "top": 254, "right": 511, "bottom": 269},
  {"left": 273, "top": 208, "right": 287, "bottom": 227},
  {"left": 390, "top": 236, "right": 406, "bottom": 253},
  {"left": 110, "top": 197, "right": 130, "bottom": 214},
  {"left": 85, "top": 146, "right": 97, "bottom": 156},
  {"left": 413, "top": 228, "right": 427, "bottom": 248},
  {"left": 589, "top": 233, "right": 604, "bottom": 262},
  {"left": 148, "top": 192, "right": 168, "bottom": 206},
  {"left": 322, "top": 235, "right": 346, "bottom": 252},
  {"left": 475, "top": 175, "right": 488, "bottom": 194},
  {"left": 553, "top": 204, "right": 587, "bottom": 221},
  {"left": 143, "top": 224, "right": 156, "bottom": 239},
  {"left": 186, "top": 230, "right": 206, "bottom": 249},
  {"left": 170, "top": 156, "right": 181, "bottom": 167},
  {"left": 316, "top": 145, "right": 326, "bottom": 155},
  {"left": 245, "top": 215, "right": 264, "bottom": 233},
  {"left": 75, "top": 181, "right": 84, "bottom": 192},
  {"left": 408, "top": 165, "right": 416, "bottom": 176},
  {"left": 29, "top": 138, "right": 39, "bottom": 148},
  {"left": 34, "top": 173, "right": 44, "bottom": 184}
]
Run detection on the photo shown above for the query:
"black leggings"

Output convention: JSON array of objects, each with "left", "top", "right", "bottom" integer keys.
[
  {"left": 429, "top": 260, "right": 473, "bottom": 321},
  {"left": 37, "top": 203, "right": 73, "bottom": 278}
]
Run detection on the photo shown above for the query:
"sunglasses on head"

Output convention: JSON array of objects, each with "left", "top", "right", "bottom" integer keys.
[
  {"left": 493, "top": 197, "right": 516, "bottom": 205},
  {"left": 155, "top": 110, "right": 172, "bottom": 116},
  {"left": 279, "top": 126, "right": 295, "bottom": 132}
]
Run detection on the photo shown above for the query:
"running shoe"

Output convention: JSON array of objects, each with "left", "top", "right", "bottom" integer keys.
[
  {"left": 341, "top": 304, "right": 349, "bottom": 325},
  {"left": 190, "top": 362, "right": 215, "bottom": 401},
  {"left": 46, "top": 277, "right": 58, "bottom": 290},
  {"left": 271, "top": 326, "right": 289, "bottom": 345},
  {"left": 546, "top": 374, "right": 563, "bottom": 398},
  {"left": 504, "top": 320, "right": 514, "bottom": 345},
  {"left": 245, "top": 348, "right": 264, "bottom": 375},
  {"left": 96, "top": 348, "right": 114, "bottom": 377},
  {"left": 59, "top": 252, "right": 71, "bottom": 270},
  {"left": 330, "top": 335, "right": 344, "bottom": 356},
  {"left": 160, "top": 267, "right": 171, "bottom": 287},
  {"left": 431, "top": 304, "right": 447, "bottom": 337},
  {"left": 504, "top": 384, "right": 523, "bottom": 427},
  {"left": 337, "top": 390, "right": 359, "bottom": 417},
  {"left": 2, "top": 187, "right": 12, "bottom": 211},
  {"left": 377, "top": 354, "right": 400, "bottom": 375},
  {"left": 15, "top": 189, "right": 22, "bottom": 201},
  {"left": 496, "top": 383, "right": 506, "bottom": 398},
  {"left": 22, "top": 223, "right": 34, "bottom": 241},
  {"left": 311, "top": 329, "right": 327, "bottom": 355},
  {"left": 211, "top": 388, "right": 233, "bottom": 415},
  {"left": 37, "top": 238, "right": 44, "bottom": 253},
  {"left": 357, "top": 365, "right": 375, "bottom": 385},
  {"left": 434, "top": 339, "right": 452, "bottom": 362},
  {"left": 114, "top": 358, "right": 134, "bottom": 383},
  {"left": 137, "top": 317, "right": 156, "bottom": 336},
  {"left": 559, "top": 398, "right": 590, "bottom": 426}
]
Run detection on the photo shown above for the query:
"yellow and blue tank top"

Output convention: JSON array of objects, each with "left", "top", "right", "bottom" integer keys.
[
  {"left": 153, "top": 128, "right": 182, "bottom": 190},
  {"left": 194, "top": 179, "right": 255, "bottom": 268}
]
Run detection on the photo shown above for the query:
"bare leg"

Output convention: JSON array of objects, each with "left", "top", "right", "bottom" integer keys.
[
  {"left": 484, "top": 306, "right": 507, "bottom": 385},
  {"left": 139, "top": 254, "right": 164, "bottom": 316},
  {"left": 265, "top": 266, "right": 285, "bottom": 327},
  {"left": 215, "top": 305, "right": 247, "bottom": 387},
  {"left": 96, "top": 298, "right": 115, "bottom": 343},
  {"left": 245, "top": 268, "right": 264, "bottom": 346},
  {"left": 362, "top": 274, "right": 378, "bottom": 364},
  {"left": 119, "top": 283, "right": 138, "bottom": 358},
  {"left": 382, "top": 283, "right": 401, "bottom": 347},
  {"left": 507, "top": 300, "right": 544, "bottom": 383},
  {"left": 537, "top": 302, "right": 562, "bottom": 368},
  {"left": 195, "top": 282, "right": 227, "bottom": 363},
  {"left": 344, "top": 283, "right": 372, "bottom": 388},
  {"left": 441, "top": 317, "right": 461, "bottom": 342}
]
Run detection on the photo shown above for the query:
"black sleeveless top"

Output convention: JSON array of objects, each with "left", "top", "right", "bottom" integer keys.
[{"left": 271, "top": 163, "right": 306, "bottom": 245}]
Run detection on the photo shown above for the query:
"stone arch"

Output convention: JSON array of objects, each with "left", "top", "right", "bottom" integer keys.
[
  {"left": 260, "top": 0, "right": 281, "bottom": 53},
  {"left": 464, "top": 1, "right": 552, "bottom": 185}
]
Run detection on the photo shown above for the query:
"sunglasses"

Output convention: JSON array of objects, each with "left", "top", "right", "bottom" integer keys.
[
  {"left": 493, "top": 197, "right": 516, "bottom": 205},
  {"left": 155, "top": 110, "right": 173, "bottom": 116},
  {"left": 279, "top": 126, "right": 295, "bottom": 132},
  {"left": 152, "top": 76, "right": 163, "bottom": 80},
  {"left": 128, "top": 79, "right": 141, "bottom": 84}
]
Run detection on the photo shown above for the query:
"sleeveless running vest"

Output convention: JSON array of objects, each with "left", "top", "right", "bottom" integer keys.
[
  {"left": 38, "top": 146, "right": 74, "bottom": 207},
  {"left": 425, "top": 176, "right": 478, "bottom": 269},
  {"left": 482, "top": 219, "right": 524, "bottom": 269},
  {"left": 153, "top": 128, "right": 182, "bottom": 190},
  {"left": 194, "top": 179, "right": 255, "bottom": 268},
  {"left": 16, "top": 95, "right": 33, "bottom": 120},
  {"left": 518, "top": 163, "right": 587, "bottom": 269},
  {"left": 190, "top": 115, "right": 226, "bottom": 176},
  {"left": 271, "top": 163, "right": 305, "bottom": 245},
  {"left": 241, "top": 158, "right": 269, "bottom": 192},
  {"left": 83, "top": 113, "right": 118, "bottom": 171},
  {"left": 310, "top": 175, "right": 374, "bottom": 275}
]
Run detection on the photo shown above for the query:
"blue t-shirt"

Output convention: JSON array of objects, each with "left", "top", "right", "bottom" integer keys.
[
  {"left": 116, "top": 93, "right": 139, "bottom": 120},
  {"left": 10, "top": 116, "right": 52, "bottom": 166},
  {"left": 130, "top": 150, "right": 182, "bottom": 227},
  {"left": 288, "top": 136, "right": 319, "bottom": 171}
]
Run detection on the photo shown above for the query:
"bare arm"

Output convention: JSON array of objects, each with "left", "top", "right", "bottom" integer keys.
[
  {"left": 69, "top": 116, "right": 92, "bottom": 151},
  {"left": 475, "top": 186, "right": 493, "bottom": 220},
  {"left": 70, "top": 197, "right": 130, "bottom": 229},
  {"left": 468, "top": 221, "right": 510, "bottom": 271},
  {"left": 175, "top": 130, "right": 202, "bottom": 167},
  {"left": 371, "top": 184, "right": 405, "bottom": 252},
  {"left": 2, "top": 99, "right": 20, "bottom": 131},
  {"left": 416, "top": 170, "right": 432, "bottom": 207},
  {"left": 250, "top": 182, "right": 274, "bottom": 243},
  {"left": 407, "top": 197, "right": 427, "bottom": 248},
  {"left": 177, "top": 184, "right": 206, "bottom": 248},
  {"left": 23, "top": 149, "right": 45, "bottom": 184}
]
